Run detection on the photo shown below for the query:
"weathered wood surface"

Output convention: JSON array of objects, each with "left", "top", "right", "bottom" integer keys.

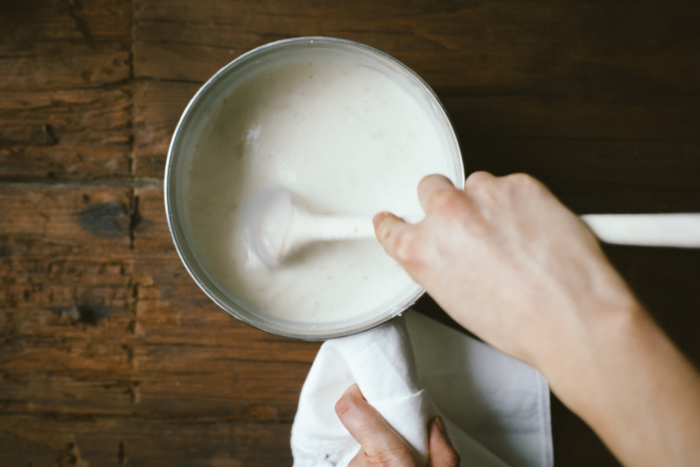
[
  {"left": 0, "top": 0, "right": 132, "bottom": 182},
  {"left": 2, "top": 0, "right": 700, "bottom": 465}
]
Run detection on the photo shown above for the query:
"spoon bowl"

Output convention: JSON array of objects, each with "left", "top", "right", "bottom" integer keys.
[{"left": 249, "top": 188, "right": 376, "bottom": 267}]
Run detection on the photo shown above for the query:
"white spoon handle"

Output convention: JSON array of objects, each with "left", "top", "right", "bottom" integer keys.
[
  {"left": 581, "top": 213, "right": 700, "bottom": 248},
  {"left": 286, "top": 211, "right": 700, "bottom": 256},
  {"left": 306, "top": 215, "right": 376, "bottom": 241},
  {"left": 287, "top": 212, "right": 375, "bottom": 250}
]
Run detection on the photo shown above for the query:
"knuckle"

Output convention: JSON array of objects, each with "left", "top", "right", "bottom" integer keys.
[
  {"left": 506, "top": 172, "right": 541, "bottom": 191},
  {"left": 392, "top": 229, "right": 421, "bottom": 265},
  {"left": 428, "top": 189, "right": 465, "bottom": 215},
  {"left": 366, "top": 446, "right": 416, "bottom": 466},
  {"left": 469, "top": 173, "right": 543, "bottom": 207},
  {"left": 468, "top": 179, "right": 494, "bottom": 197},
  {"left": 377, "top": 221, "right": 396, "bottom": 245},
  {"left": 467, "top": 178, "right": 501, "bottom": 208}
]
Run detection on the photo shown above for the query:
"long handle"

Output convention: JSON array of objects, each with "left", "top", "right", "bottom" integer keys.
[
  {"left": 581, "top": 214, "right": 700, "bottom": 248},
  {"left": 293, "top": 211, "right": 700, "bottom": 249}
]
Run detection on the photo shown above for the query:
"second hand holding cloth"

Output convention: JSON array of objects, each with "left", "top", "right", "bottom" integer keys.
[{"left": 291, "top": 312, "right": 553, "bottom": 467}]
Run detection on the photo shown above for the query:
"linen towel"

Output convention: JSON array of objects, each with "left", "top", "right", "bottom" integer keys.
[{"left": 291, "top": 310, "right": 553, "bottom": 467}]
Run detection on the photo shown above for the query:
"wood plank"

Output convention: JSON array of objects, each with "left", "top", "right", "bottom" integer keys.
[
  {"left": 0, "top": 186, "right": 133, "bottom": 258},
  {"left": 0, "top": 0, "right": 131, "bottom": 180},
  {"left": 0, "top": 88, "right": 132, "bottom": 180},
  {"left": 130, "top": 0, "right": 700, "bottom": 190},
  {"left": 1, "top": 186, "right": 318, "bottom": 421},
  {"left": 0, "top": 48, "right": 130, "bottom": 91},
  {"left": 0, "top": 0, "right": 131, "bottom": 91},
  {"left": 0, "top": 185, "right": 135, "bottom": 313},
  {"left": 130, "top": 186, "right": 319, "bottom": 421},
  {"left": 133, "top": 0, "right": 700, "bottom": 140},
  {"left": 0, "top": 416, "right": 293, "bottom": 467},
  {"left": 460, "top": 137, "right": 700, "bottom": 213},
  {"left": 0, "top": 185, "right": 138, "bottom": 416},
  {"left": 442, "top": 93, "right": 700, "bottom": 141},
  {"left": 132, "top": 81, "right": 200, "bottom": 177},
  {"left": 602, "top": 245, "right": 700, "bottom": 366},
  {"left": 133, "top": 41, "right": 240, "bottom": 84},
  {"left": 133, "top": 0, "right": 700, "bottom": 105},
  {"left": 3, "top": 1, "right": 700, "bottom": 466},
  {"left": 0, "top": 353, "right": 308, "bottom": 421},
  {"left": 0, "top": 0, "right": 133, "bottom": 180},
  {"left": 0, "top": 0, "right": 131, "bottom": 46}
]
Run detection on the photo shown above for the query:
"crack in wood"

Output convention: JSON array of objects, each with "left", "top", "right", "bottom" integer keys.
[
  {"left": 122, "top": 344, "right": 135, "bottom": 367},
  {"left": 132, "top": 75, "right": 205, "bottom": 85},
  {"left": 129, "top": 282, "right": 140, "bottom": 336},
  {"left": 118, "top": 440, "right": 127, "bottom": 465},
  {"left": 128, "top": 381, "right": 141, "bottom": 404},
  {"left": 128, "top": 0, "right": 136, "bottom": 176},
  {"left": 41, "top": 123, "right": 59, "bottom": 145},
  {"left": 129, "top": 0, "right": 136, "bottom": 82},
  {"left": 67, "top": 0, "right": 95, "bottom": 50},
  {"left": 0, "top": 178, "right": 163, "bottom": 187},
  {"left": 56, "top": 442, "right": 88, "bottom": 467},
  {"left": 129, "top": 191, "right": 140, "bottom": 248}
]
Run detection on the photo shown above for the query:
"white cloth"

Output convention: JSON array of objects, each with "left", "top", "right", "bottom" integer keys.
[{"left": 291, "top": 310, "right": 553, "bottom": 467}]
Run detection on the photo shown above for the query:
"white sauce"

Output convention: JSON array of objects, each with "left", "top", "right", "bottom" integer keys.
[{"left": 186, "top": 55, "right": 452, "bottom": 325}]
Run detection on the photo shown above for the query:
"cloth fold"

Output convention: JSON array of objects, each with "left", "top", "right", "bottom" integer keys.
[{"left": 291, "top": 311, "right": 553, "bottom": 467}]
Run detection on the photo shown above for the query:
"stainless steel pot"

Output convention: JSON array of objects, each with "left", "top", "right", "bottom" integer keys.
[{"left": 164, "top": 37, "right": 464, "bottom": 340}]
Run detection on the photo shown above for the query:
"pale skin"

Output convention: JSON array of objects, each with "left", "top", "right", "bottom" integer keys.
[
  {"left": 335, "top": 172, "right": 700, "bottom": 467},
  {"left": 335, "top": 384, "right": 460, "bottom": 467}
]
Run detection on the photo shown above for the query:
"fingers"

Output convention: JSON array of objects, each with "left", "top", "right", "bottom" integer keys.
[
  {"left": 429, "top": 416, "right": 461, "bottom": 467},
  {"left": 373, "top": 212, "right": 412, "bottom": 261},
  {"left": 335, "top": 386, "right": 460, "bottom": 467},
  {"left": 465, "top": 170, "right": 495, "bottom": 189},
  {"left": 417, "top": 174, "right": 456, "bottom": 212},
  {"left": 335, "top": 384, "right": 415, "bottom": 465}
]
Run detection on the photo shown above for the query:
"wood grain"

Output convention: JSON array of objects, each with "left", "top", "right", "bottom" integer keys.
[
  {"left": 2, "top": 0, "right": 700, "bottom": 465},
  {"left": 0, "top": 88, "right": 132, "bottom": 181},
  {"left": 0, "top": 0, "right": 132, "bottom": 181},
  {"left": 0, "top": 186, "right": 318, "bottom": 424},
  {"left": 0, "top": 417, "right": 293, "bottom": 466},
  {"left": 132, "top": 82, "right": 200, "bottom": 177}
]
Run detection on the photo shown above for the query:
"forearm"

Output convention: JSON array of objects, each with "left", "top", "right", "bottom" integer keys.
[
  {"left": 541, "top": 301, "right": 700, "bottom": 467},
  {"left": 374, "top": 172, "right": 700, "bottom": 466},
  {"left": 434, "top": 254, "right": 700, "bottom": 467}
]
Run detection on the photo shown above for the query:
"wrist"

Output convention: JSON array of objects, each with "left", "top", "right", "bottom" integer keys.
[
  {"left": 543, "top": 295, "right": 700, "bottom": 467},
  {"left": 537, "top": 292, "right": 646, "bottom": 408}
]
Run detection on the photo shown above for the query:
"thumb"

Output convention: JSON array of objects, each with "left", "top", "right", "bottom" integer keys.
[
  {"left": 335, "top": 384, "right": 416, "bottom": 465},
  {"left": 373, "top": 212, "right": 412, "bottom": 263},
  {"left": 429, "top": 416, "right": 460, "bottom": 467}
]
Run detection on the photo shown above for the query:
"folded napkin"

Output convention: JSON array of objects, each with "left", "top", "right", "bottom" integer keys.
[{"left": 291, "top": 310, "right": 553, "bottom": 467}]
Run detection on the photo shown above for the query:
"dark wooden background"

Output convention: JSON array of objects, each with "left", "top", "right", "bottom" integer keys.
[{"left": 1, "top": 0, "right": 699, "bottom": 465}]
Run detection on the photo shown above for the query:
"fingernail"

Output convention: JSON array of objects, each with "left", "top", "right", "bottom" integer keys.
[
  {"left": 372, "top": 212, "right": 387, "bottom": 230},
  {"left": 433, "top": 415, "right": 447, "bottom": 436}
]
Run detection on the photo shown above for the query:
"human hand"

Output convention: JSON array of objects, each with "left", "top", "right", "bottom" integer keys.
[
  {"left": 335, "top": 384, "right": 460, "bottom": 467},
  {"left": 372, "top": 171, "right": 700, "bottom": 467},
  {"left": 373, "top": 172, "right": 640, "bottom": 374}
]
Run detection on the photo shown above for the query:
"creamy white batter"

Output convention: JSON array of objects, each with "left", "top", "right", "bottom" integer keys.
[{"left": 186, "top": 54, "right": 454, "bottom": 325}]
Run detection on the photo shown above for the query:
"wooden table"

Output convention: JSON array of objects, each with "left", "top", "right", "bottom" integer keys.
[{"left": 1, "top": 1, "right": 699, "bottom": 465}]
